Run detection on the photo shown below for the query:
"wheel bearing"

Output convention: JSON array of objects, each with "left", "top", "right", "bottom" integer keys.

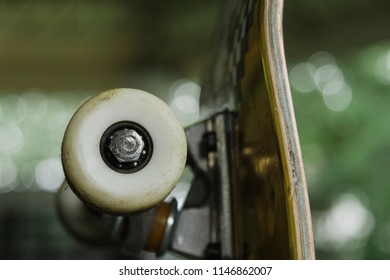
[{"left": 100, "top": 121, "right": 153, "bottom": 174}]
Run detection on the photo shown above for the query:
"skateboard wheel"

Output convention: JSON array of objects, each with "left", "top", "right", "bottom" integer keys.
[
  {"left": 62, "top": 88, "right": 187, "bottom": 214},
  {"left": 56, "top": 181, "right": 113, "bottom": 245}
]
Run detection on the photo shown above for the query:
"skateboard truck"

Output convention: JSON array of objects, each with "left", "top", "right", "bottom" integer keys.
[
  {"left": 58, "top": 88, "right": 239, "bottom": 259},
  {"left": 170, "top": 111, "right": 238, "bottom": 259}
]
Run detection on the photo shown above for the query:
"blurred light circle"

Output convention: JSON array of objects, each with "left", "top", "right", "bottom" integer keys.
[
  {"left": 0, "top": 122, "right": 25, "bottom": 156},
  {"left": 173, "top": 95, "right": 199, "bottom": 114},
  {"left": 169, "top": 79, "right": 201, "bottom": 126},
  {"left": 323, "top": 84, "right": 353, "bottom": 112},
  {"left": 42, "top": 99, "right": 67, "bottom": 129},
  {"left": 289, "top": 63, "right": 316, "bottom": 93},
  {"left": 315, "top": 193, "right": 374, "bottom": 249},
  {"left": 0, "top": 157, "right": 17, "bottom": 193},
  {"left": 18, "top": 164, "right": 34, "bottom": 191},
  {"left": 0, "top": 94, "right": 27, "bottom": 123},
  {"left": 374, "top": 49, "right": 390, "bottom": 84},
  {"left": 309, "top": 51, "right": 337, "bottom": 68},
  {"left": 173, "top": 80, "right": 201, "bottom": 99},
  {"left": 314, "top": 64, "right": 345, "bottom": 95},
  {"left": 35, "top": 157, "right": 64, "bottom": 192},
  {"left": 22, "top": 89, "right": 48, "bottom": 123}
]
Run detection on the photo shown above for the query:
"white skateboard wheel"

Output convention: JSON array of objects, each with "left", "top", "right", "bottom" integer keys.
[
  {"left": 56, "top": 181, "right": 113, "bottom": 245},
  {"left": 62, "top": 88, "right": 187, "bottom": 214}
]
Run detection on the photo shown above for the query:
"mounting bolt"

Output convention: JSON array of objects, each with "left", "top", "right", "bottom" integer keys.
[{"left": 109, "top": 129, "right": 145, "bottom": 163}]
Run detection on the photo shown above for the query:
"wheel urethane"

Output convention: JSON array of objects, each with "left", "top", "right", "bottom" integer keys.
[{"left": 62, "top": 88, "right": 187, "bottom": 214}]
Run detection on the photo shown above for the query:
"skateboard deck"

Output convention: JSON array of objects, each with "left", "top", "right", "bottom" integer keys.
[{"left": 198, "top": 0, "right": 315, "bottom": 259}]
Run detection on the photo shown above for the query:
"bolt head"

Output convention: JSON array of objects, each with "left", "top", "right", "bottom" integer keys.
[{"left": 109, "top": 129, "right": 145, "bottom": 163}]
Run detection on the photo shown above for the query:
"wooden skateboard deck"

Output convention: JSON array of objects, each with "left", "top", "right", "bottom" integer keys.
[{"left": 200, "top": 0, "right": 315, "bottom": 259}]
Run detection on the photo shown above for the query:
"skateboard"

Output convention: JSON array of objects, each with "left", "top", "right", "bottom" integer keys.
[{"left": 57, "top": 0, "right": 315, "bottom": 259}]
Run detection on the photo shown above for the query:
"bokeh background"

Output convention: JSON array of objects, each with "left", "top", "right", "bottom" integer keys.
[{"left": 0, "top": 0, "right": 389, "bottom": 259}]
